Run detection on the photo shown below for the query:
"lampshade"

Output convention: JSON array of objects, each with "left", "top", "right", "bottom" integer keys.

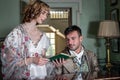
[{"left": 98, "top": 20, "right": 120, "bottom": 38}]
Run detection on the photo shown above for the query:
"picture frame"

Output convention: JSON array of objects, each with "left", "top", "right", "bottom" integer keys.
[
  {"left": 110, "top": 8, "right": 119, "bottom": 53},
  {"left": 111, "top": 39, "right": 119, "bottom": 53},
  {"left": 110, "top": 8, "right": 119, "bottom": 21},
  {"left": 110, "top": 0, "right": 118, "bottom": 6}
]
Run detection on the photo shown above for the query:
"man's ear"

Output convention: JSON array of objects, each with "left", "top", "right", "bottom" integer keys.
[{"left": 80, "top": 36, "right": 83, "bottom": 42}]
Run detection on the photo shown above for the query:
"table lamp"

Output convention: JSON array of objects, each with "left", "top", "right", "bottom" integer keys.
[{"left": 98, "top": 20, "right": 120, "bottom": 71}]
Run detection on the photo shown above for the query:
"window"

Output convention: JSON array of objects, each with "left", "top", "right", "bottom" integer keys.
[
  {"left": 46, "top": 32, "right": 55, "bottom": 56},
  {"left": 50, "top": 9, "right": 69, "bottom": 19},
  {"left": 47, "top": 8, "right": 72, "bottom": 34}
]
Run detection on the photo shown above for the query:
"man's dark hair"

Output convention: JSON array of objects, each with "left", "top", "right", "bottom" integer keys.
[{"left": 64, "top": 25, "right": 82, "bottom": 36}]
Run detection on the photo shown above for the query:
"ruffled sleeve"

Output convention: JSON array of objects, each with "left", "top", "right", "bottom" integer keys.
[{"left": 1, "top": 27, "right": 26, "bottom": 79}]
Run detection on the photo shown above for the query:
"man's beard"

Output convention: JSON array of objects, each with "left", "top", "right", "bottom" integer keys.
[{"left": 68, "top": 44, "right": 79, "bottom": 51}]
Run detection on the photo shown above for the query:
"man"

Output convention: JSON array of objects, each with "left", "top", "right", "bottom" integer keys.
[{"left": 53, "top": 25, "right": 99, "bottom": 79}]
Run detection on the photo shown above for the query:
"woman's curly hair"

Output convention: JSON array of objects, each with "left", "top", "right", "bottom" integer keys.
[{"left": 22, "top": 0, "right": 50, "bottom": 23}]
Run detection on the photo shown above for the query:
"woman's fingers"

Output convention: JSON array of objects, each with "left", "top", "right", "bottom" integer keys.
[{"left": 38, "top": 57, "right": 49, "bottom": 65}]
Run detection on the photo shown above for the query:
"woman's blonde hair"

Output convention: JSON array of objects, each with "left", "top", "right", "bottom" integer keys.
[{"left": 22, "top": 0, "right": 50, "bottom": 23}]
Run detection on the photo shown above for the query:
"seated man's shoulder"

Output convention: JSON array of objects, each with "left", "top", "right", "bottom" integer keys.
[
  {"left": 85, "top": 49, "right": 94, "bottom": 53},
  {"left": 84, "top": 49, "right": 96, "bottom": 56}
]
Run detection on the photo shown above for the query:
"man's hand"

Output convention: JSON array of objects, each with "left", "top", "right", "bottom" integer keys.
[{"left": 52, "top": 58, "right": 66, "bottom": 67}]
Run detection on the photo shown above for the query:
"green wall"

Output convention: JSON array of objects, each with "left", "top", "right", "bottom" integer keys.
[
  {"left": 0, "top": 0, "right": 105, "bottom": 59},
  {"left": 0, "top": 0, "right": 20, "bottom": 37},
  {"left": 80, "top": 0, "right": 105, "bottom": 59}
]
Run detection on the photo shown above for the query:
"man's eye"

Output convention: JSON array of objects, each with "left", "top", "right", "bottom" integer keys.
[
  {"left": 66, "top": 39, "right": 69, "bottom": 42},
  {"left": 72, "top": 38, "right": 75, "bottom": 40}
]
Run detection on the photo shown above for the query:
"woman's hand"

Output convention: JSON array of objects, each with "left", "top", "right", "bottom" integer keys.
[
  {"left": 38, "top": 57, "right": 49, "bottom": 66},
  {"left": 52, "top": 58, "right": 66, "bottom": 67},
  {"left": 33, "top": 57, "right": 49, "bottom": 66}
]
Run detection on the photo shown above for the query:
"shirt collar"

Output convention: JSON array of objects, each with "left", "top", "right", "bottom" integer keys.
[{"left": 69, "top": 47, "right": 84, "bottom": 59}]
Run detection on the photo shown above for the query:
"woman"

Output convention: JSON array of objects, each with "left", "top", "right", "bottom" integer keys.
[{"left": 1, "top": 0, "right": 52, "bottom": 79}]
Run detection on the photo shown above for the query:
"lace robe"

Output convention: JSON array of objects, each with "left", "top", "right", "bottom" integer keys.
[{"left": 1, "top": 24, "right": 51, "bottom": 79}]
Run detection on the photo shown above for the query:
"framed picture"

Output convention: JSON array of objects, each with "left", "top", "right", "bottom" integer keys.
[
  {"left": 110, "top": 8, "right": 119, "bottom": 53},
  {"left": 110, "top": 8, "right": 119, "bottom": 21},
  {"left": 110, "top": 0, "right": 118, "bottom": 6},
  {"left": 111, "top": 39, "right": 119, "bottom": 53}
]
